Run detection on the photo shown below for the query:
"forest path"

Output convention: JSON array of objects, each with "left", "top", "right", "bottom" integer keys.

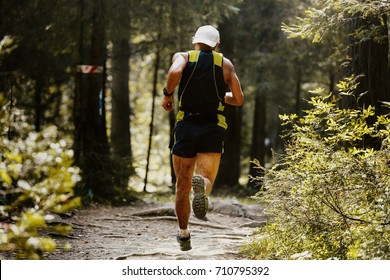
[{"left": 46, "top": 197, "right": 267, "bottom": 260}]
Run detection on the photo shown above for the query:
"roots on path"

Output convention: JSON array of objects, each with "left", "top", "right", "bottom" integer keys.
[{"left": 45, "top": 198, "right": 267, "bottom": 260}]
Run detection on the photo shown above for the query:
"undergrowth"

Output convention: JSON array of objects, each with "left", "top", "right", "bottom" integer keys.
[{"left": 242, "top": 84, "right": 390, "bottom": 259}]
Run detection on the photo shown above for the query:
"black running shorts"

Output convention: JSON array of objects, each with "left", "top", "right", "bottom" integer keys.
[{"left": 171, "top": 121, "right": 225, "bottom": 158}]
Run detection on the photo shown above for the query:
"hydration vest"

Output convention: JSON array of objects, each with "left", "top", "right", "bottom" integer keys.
[{"left": 176, "top": 50, "right": 228, "bottom": 129}]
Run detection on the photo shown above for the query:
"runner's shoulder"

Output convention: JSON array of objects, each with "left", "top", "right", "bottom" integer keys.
[{"left": 172, "top": 52, "right": 188, "bottom": 62}]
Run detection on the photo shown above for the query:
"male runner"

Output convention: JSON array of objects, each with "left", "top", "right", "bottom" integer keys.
[{"left": 162, "top": 25, "right": 244, "bottom": 251}]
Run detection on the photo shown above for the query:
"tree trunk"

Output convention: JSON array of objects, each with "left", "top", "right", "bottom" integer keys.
[
  {"left": 85, "top": 0, "right": 109, "bottom": 182},
  {"left": 74, "top": 0, "right": 110, "bottom": 199},
  {"left": 169, "top": 110, "right": 176, "bottom": 187},
  {"left": 144, "top": 39, "right": 161, "bottom": 192},
  {"left": 168, "top": 1, "right": 182, "bottom": 190},
  {"left": 347, "top": 14, "right": 389, "bottom": 149},
  {"left": 214, "top": 105, "right": 242, "bottom": 189},
  {"left": 214, "top": 18, "right": 242, "bottom": 191},
  {"left": 249, "top": 90, "right": 267, "bottom": 183},
  {"left": 295, "top": 65, "right": 301, "bottom": 116},
  {"left": 111, "top": 37, "right": 132, "bottom": 158},
  {"left": 73, "top": 0, "right": 85, "bottom": 164},
  {"left": 349, "top": 14, "right": 389, "bottom": 115}
]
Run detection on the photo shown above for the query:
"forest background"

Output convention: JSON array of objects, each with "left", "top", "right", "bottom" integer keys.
[{"left": 1, "top": 0, "right": 389, "bottom": 260}]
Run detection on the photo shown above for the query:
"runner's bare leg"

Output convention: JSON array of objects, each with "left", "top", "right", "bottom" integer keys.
[
  {"left": 173, "top": 153, "right": 221, "bottom": 228},
  {"left": 173, "top": 155, "right": 196, "bottom": 230},
  {"left": 195, "top": 153, "right": 221, "bottom": 196}
]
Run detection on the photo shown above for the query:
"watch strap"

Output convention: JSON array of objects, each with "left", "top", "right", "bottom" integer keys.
[{"left": 163, "top": 87, "right": 173, "bottom": 97}]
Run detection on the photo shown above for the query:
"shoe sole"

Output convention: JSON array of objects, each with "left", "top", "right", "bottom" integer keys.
[{"left": 192, "top": 175, "right": 208, "bottom": 219}]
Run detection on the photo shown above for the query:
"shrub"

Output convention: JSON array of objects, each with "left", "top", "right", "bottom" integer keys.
[
  {"left": 0, "top": 125, "right": 81, "bottom": 259},
  {"left": 243, "top": 89, "right": 390, "bottom": 259}
]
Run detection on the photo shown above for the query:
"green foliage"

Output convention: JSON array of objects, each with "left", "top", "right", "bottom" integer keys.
[
  {"left": 282, "top": 0, "right": 389, "bottom": 44},
  {"left": 243, "top": 81, "right": 390, "bottom": 259},
  {"left": 0, "top": 110, "right": 81, "bottom": 259}
]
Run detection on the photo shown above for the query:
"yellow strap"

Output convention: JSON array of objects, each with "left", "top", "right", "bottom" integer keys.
[
  {"left": 189, "top": 50, "right": 223, "bottom": 66},
  {"left": 188, "top": 50, "right": 200, "bottom": 62},
  {"left": 212, "top": 51, "right": 223, "bottom": 67}
]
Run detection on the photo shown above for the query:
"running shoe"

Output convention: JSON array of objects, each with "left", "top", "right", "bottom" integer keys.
[
  {"left": 176, "top": 232, "right": 192, "bottom": 251},
  {"left": 192, "top": 175, "right": 208, "bottom": 219}
]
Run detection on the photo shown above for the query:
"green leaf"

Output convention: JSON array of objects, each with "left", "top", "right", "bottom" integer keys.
[{"left": 0, "top": 171, "right": 12, "bottom": 185}]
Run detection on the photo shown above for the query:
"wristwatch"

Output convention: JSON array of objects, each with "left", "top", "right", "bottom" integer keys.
[{"left": 163, "top": 87, "right": 173, "bottom": 97}]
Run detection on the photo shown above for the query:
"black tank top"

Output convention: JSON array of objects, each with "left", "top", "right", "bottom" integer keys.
[{"left": 176, "top": 50, "right": 228, "bottom": 129}]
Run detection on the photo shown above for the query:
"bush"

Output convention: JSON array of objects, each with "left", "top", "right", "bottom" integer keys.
[
  {"left": 243, "top": 89, "right": 390, "bottom": 259},
  {"left": 0, "top": 125, "right": 81, "bottom": 259}
]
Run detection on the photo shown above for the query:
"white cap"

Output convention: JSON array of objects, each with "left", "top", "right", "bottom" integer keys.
[{"left": 192, "top": 25, "right": 220, "bottom": 48}]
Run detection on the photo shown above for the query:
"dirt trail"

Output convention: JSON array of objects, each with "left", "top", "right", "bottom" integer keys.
[{"left": 46, "top": 198, "right": 267, "bottom": 260}]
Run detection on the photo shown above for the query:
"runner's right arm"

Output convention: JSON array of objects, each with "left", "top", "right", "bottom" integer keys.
[{"left": 162, "top": 52, "right": 188, "bottom": 112}]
